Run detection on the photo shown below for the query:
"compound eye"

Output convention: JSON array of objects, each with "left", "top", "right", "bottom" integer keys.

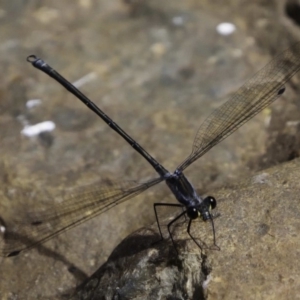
[
  {"left": 186, "top": 207, "right": 199, "bottom": 219},
  {"left": 206, "top": 196, "right": 217, "bottom": 210}
]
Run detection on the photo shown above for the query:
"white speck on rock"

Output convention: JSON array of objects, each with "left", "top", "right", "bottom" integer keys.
[
  {"left": 216, "top": 22, "right": 236, "bottom": 36},
  {"left": 21, "top": 121, "right": 56, "bottom": 137},
  {"left": 26, "top": 99, "right": 42, "bottom": 109},
  {"left": 172, "top": 16, "right": 184, "bottom": 26},
  {"left": 252, "top": 173, "right": 269, "bottom": 185},
  {"left": 0, "top": 225, "right": 6, "bottom": 233},
  {"left": 202, "top": 274, "right": 212, "bottom": 289}
]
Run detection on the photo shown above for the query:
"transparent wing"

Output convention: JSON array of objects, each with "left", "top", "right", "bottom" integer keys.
[
  {"left": 178, "top": 42, "right": 300, "bottom": 171},
  {"left": 0, "top": 176, "right": 163, "bottom": 257}
]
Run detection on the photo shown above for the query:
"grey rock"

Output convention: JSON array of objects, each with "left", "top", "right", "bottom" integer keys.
[{"left": 72, "top": 158, "right": 300, "bottom": 299}]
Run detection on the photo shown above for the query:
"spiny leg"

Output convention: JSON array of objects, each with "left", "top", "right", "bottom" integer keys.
[
  {"left": 209, "top": 213, "right": 220, "bottom": 250},
  {"left": 153, "top": 203, "right": 183, "bottom": 241},
  {"left": 186, "top": 214, "right": 220, "bottom": 251},
  {"left": 186, "top": 218, "right": 204, "bottom": 251},
  {"left": 166, "top": 210, "right": 187, "bottom": 254}
]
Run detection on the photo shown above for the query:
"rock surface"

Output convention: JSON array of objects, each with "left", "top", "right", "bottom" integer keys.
[
  {"left": 72, "top": 158, "right": 300, "bottom": 299},
  {"left": 0, "top": 0, "right": 300, "bottom": 299}
]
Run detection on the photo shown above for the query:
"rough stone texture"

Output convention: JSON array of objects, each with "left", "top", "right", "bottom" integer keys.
[
  {"left": 0, "top": 0, "right": 300, "bottom": 299},
  {"left": 72, "top": 158, "right": 300, "bottom": 300},
  {"left": 72, "top": 230, "right": 208, "bottom": 300}
]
